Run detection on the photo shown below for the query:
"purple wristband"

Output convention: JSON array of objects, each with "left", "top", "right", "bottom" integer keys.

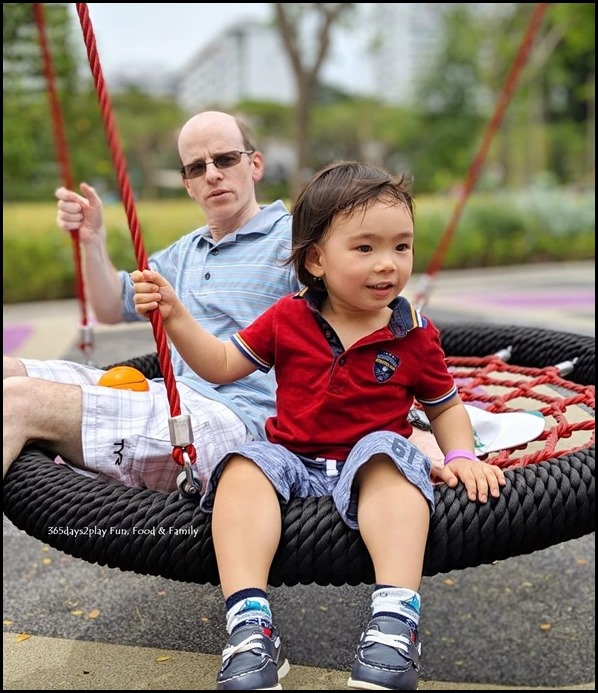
[{"left": 444, "top": 449, "right": 477, "bottom": 466}]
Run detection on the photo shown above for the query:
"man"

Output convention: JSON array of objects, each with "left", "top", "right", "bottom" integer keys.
[{"left": 3, "top": 111, "right": 301, "bottom": 489}]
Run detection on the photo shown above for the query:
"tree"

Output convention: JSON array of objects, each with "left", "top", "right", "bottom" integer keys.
[
  {"left": 3, "top": 3, "right": 82, "bottom": 200},
  {"left": 539, "top": 3, "right": 595, "bottom": 188},
  {"left": 274, "top": 2, "right": 355, "bottom": 200},
  {"left": 3, "top": 4, "right": 186, "bottom": 201},
  {"left": 409, "top": 4, "right": 489, "bottom": 193},
  {"left": 410, "top": 3, "right": 595, "bottom": 191},
  {"left": 109, "top": 88, "right": 186, "bottom": 199}
]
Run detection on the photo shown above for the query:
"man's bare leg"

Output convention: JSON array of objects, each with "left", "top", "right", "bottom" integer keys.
[
  {"left": 3, "top": 376, "right": 85, "bottom": 478},
  {"left": 3, "top": 355, "right": 27, "bottom": 379}
]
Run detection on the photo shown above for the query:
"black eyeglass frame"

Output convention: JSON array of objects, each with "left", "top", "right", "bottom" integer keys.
[{"left": 180, "top": 150, "right": 255, "bottom": 179}]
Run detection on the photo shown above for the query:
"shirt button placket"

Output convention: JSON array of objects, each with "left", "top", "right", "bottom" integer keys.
[{"left": 205, "top": 247, "right": 218, "bottom": 280}]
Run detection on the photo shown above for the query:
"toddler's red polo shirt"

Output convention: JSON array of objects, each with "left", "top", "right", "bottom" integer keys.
[{"left": 232, "top": 289, "right": 457, "bottom": 461}]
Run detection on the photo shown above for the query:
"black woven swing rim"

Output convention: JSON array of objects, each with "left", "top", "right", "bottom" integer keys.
[{"left": 3, "top": 322, "right": 595, "bottom": 587}]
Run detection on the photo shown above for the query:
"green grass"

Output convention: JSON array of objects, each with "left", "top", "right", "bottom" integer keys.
[{"left": 3, "top": 198, "right": 206, "bottom": 251}]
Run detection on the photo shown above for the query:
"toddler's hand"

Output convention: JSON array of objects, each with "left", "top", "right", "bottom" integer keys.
[{"left": 431, "top": 458, "right": 506, "bottom": 503}]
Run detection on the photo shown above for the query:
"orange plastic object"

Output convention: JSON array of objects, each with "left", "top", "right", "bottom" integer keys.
[{"left": 97, "top": 366, "right": 150, "bottom": 391}]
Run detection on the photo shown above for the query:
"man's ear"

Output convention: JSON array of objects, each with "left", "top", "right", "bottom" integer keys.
[
  {"left": 305, "top": 244, "right": 323, "bottom": 279},
  {"left": 251, "top": 151, "right": 265, "bottom": 183}
]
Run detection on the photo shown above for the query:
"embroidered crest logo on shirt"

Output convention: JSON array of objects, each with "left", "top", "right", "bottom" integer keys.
[{"left": 374, "top": 351, "right": 400, "bottom": 382}]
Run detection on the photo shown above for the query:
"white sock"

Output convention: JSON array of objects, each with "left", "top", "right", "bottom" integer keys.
[
  {"left": 226, "top": 596, "right": 272, "bottom": 634},
  {"left": 371, "top": 587, "right": 421, "bottom": 626}
]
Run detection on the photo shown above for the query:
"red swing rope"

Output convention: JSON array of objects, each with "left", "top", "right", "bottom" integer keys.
[
  {"left": 413, "top": 2, "right": 551, "bottom": 310},
  {"left": 73, "top": 3, "right": 195, "bottom": 468},
  {"left": 32, "top": 3, "right": 93, "bottom": 362}
]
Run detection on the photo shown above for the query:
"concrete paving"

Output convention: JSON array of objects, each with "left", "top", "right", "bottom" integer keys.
[{"left": 3, "top": 262, "right": 595, "bottom": 691}]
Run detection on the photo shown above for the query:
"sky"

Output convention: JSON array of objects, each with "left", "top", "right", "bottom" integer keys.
[
  {"left": 70, "top": 4, "right": 272, "bottom": 79},
  {"left": 67, "top": 3, "right": 370, "bottom": 91}
]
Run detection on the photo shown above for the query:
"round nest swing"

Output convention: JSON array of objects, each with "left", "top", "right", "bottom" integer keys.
[
  {"left": 4, "top": 3, "right": 593, "bottom": 588},
  {"left": 3, "top": 321, "right": 594, "bottom": 587}
]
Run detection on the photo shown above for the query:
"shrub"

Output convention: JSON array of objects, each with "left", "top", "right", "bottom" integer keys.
[{"left": 3, "top": 189, "right": 594, "bottom": 303}]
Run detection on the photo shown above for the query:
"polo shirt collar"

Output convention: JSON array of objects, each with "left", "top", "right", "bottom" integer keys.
[
  {"left": 294, "top": 287, "right": 426, "bottom": 338},
  {"left": 195, "top": 200, "right": 289, "bottom": 245}
]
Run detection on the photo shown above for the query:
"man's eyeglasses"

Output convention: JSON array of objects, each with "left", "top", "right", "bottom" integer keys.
[{"left": 180, "top": 150, "right": 254, "bottom": 180}]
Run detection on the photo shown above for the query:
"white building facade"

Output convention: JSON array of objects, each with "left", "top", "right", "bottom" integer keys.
[{"left": 177, "top": 21, "right": 296, "bottom": 112}]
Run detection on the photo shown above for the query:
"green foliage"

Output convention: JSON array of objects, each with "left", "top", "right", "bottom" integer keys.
[
  {"left": 3, "top": 190, "right": 593, "bottom": 303},
  {"left": 3, "top": 198, "right": 206, "bottom": 302},
  {"left": 544, "top": 3, "right": 595, "bottom": 121},
  {"left": 410, "top": 187, "right": 595, "bottom": 273},
  {"left": 3, "top": 4, "right": 187, "bottom": 203},
  {"left": 408, "top": 3, "right": 595, "bottom": 192},
  {"left": 109, "top": 88, "right": 187, "bottom": 198},
  {"left": 3, "top": 233, "right": 74, "bottom": 303},
  {"left": 236, "top": 101, "right": 294, "bottom": 140},
  {"left": 3, "top": 3, "right": 84, "bottom": 200}
]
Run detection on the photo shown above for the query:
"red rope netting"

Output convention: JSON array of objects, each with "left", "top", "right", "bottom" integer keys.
[{"left": 447, "top": 354, "right": 594, "bottom": 469}]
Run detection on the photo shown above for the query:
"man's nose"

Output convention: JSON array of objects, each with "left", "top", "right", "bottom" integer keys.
[{"left": 204, "top": 161, "right": 222, "bottom": 180}]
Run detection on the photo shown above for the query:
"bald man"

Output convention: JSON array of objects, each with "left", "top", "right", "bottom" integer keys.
[{"left": 4, "top": 111, "right": 300, "bottom": 489}]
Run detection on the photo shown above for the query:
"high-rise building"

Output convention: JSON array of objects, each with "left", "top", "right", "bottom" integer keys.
[
  {"left": 177, "top": 20, "right": 296, "bottom": 113},
  {"left": 368, "top": 4, "right": 445, "bottom": 106},
  {"left": 368, "top": 3, "right": 510, "bottom": 105}
]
